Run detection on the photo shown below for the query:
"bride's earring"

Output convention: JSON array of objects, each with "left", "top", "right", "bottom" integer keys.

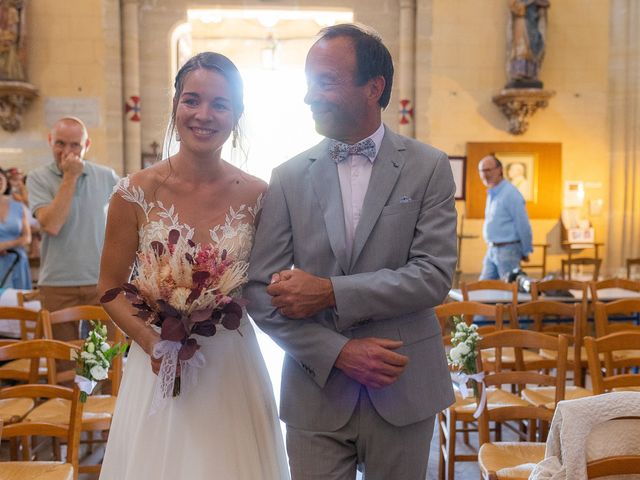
[
  {"left": 232, "top": 126, "right": 239, "bottom": 148},
  {"left": 175, "top": 130, "right": 181, "bottom": 142}
]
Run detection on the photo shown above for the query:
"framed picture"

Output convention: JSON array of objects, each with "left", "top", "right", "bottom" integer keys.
[
  {"left": 465, "top": 142, "right": 562, "bottom": 219},
  {"left": 449, "top": 156, "right": 466, "bottom": 200},
  {"left": 495, "top": 152, "right": 536, "bottom": 202}
]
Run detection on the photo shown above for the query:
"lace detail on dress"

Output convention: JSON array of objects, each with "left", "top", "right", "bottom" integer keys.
[{"left": 114, "top": 176, "right": 261, "bottom": 262}]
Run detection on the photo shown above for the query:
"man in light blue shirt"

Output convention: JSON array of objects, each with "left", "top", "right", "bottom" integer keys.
[{"left": 478, "top": 154, "right": 532, "bottom": 280}]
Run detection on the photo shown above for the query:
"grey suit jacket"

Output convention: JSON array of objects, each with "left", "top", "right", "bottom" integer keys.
[{"left": 246, "top": 127, "right": 457, "bottom": 432}]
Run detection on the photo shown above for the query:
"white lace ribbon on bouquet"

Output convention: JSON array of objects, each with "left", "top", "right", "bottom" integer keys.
[
  {"left": 74, "top": 375, "right": 97, "bottom": 396},
  {"left": 451, "top": 371, "right": 487, "bottom": 419},
  {"left": 149, "top": 339, "right": 206, "bottom": 415}
]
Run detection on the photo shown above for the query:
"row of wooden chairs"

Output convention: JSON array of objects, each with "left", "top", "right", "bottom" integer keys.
[
  {"left": 522, "top": 255, "right": 639, "bottom": 281},
  {"left": 436, "top": 299, "right": 640, "bottom": 480},
  {"left": 475, "top": 329, "right": 640, "bottom": 480},
  {"left": 0, "top": 339, "right": 84, "bottom": 479},
  {"left": 0, "top": 304, "right": 125, "bottom": 477}
]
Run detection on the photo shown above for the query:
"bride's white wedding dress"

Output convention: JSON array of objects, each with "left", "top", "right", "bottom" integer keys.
[{"left": 99, "top": 178, "right": 289, "bottom": 480}]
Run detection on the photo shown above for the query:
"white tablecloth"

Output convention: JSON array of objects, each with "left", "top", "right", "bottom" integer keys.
[
  {"left": 448, "top": 287, "right": 640, "bottom": 304},
  {"left": 530, "top": 392, "right": 640, "bottom": 479}
]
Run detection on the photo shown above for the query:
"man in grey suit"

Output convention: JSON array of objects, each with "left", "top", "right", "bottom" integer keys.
[{"left": 246, "top": 23, "right": 457, "bottom": 480}]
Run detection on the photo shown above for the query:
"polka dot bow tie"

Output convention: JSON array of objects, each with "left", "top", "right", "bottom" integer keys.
[{"left": 329, "top": 138, "right": 376, "bottom": 163}]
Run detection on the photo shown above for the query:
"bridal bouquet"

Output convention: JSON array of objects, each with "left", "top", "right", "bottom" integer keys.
[
  {"left": 100, "top": 228, "right": 248, "bottom": 411},
  {"left": 73, "top": 321, "right": 127, "bottom": 402},
  {"left": 447, "top": 316, "right": 482, "bottom": 399}
]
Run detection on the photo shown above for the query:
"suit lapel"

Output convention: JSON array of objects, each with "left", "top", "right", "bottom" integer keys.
[
  {"left": 310, "top": 140, "right": 350, "bottom": 274},
  {"left": 350, "top": 129, "right": 406, "bottom": 270}
]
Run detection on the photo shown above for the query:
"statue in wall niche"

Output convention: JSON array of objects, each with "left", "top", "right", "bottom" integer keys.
[
  {"left": 506, "top": 0, "right": 550, "bottom": 89},
  {"left": 0, "top": 0, "right": 25, "bottom": 81},
  {"left": 0, "top": 0, "right": 37, "bottom": 132}
]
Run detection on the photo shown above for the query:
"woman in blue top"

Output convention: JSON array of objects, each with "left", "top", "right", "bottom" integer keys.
[{"left": 0, "top": 168, "right": 32, "bottom": 289}]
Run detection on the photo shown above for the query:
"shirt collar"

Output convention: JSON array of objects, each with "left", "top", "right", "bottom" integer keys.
[
  {"left": 488, "top": 179, "right": 507, "bottom": 196},
  {"left": 365, "top": 123, "right": 385, "bottom": 163}
]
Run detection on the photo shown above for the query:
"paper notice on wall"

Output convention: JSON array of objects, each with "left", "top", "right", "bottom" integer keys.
[
  {"left": 44, "top": 98, "right": 100, "bottom": 128},
  {"left": 564, "top": 180, "right": 584, "bottom": 207}
]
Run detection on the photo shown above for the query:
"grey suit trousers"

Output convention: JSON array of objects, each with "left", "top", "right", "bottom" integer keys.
[{"left": 286, "top": 387, "right": 435, "bottom": 480}]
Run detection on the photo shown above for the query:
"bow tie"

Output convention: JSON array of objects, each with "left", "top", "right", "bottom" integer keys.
[{"left": 329, "top": 138, "right": 376, "bottom": 163}]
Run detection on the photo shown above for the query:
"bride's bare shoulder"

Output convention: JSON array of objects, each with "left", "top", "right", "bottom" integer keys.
[
  {"left": 123, "top": 160, "right": 173, "bottom": 193},
  {"left": 227, "top": 164, "right": 267, "bottom": 204}
]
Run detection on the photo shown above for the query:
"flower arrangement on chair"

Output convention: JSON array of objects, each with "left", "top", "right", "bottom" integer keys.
[
  {"left": 447, "top": 316, "right": 485, "bottom": 418},
  {"left": 73, "top": 321, "right": 127, "bottom": 402}
]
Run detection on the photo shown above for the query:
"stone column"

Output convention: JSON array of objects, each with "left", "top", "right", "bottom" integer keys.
[
  {"left": 398, "top": 0, "right": 416, "bottom": 137},
  {"left": 122, "top": 0, "right": 141, "bottom": 173}
]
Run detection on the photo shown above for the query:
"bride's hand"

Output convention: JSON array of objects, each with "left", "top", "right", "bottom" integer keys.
[
  {"left": 150, "top": 353, "right": 162, "bottom": 375},
  {"left": 139, "top": 330, "right": 163, "bottom": 375},
  {"left": 150, "top": 353, "right": 182, "bottom": 376}
]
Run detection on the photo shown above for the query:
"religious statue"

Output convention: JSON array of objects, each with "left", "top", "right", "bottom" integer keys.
[
  {"left": 0, "top": 0, "right": 25, "bottom": 81},
  {"left": 506, "top": 0, "right": 550, "bottom": 89}
]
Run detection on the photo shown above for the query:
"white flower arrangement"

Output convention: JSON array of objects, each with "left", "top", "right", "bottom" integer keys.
[
  {"left": 447, "top": 316, "right": 482, "bottom": 398},
  {"left": 73, "top": 320, "right": 127, "bottom": 402}
]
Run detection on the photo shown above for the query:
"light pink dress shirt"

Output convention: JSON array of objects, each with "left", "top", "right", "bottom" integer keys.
[{"left": 336, "top": 123, "right": 385, "bottom": 256}]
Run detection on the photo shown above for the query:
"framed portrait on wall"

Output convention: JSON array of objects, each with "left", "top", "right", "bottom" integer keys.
[
  {"left": 465, "top": 142, "right": 562, "bottom": 219},
  {"left": 449, "top": 156, "right": 466, "bottom": 200},
  {"left": 495, "top": 152, "right": 537, "bottom": 202}
]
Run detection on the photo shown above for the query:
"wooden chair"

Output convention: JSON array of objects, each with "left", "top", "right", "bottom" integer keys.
[
  {"left": 531, "top": 278, "right": 590, "bottom": 336},
  {"left": 587, "top": 455, "right": 640, "bottom": 478},
  {"left": 522, "top": 243, "right": 550, "bottom": 277},
  {"left": 512, "top": 300, "right": 591, "bottom": 390},
  {"left": 593, "top": 299, "right": 640, "bottom": 379},
  {"left": 460, "top": 280, "right": 518, "bottom": 325},
  {"left": 589, "top": 278, "right": 640, "bottom": 302},
  {"left": 561, "top": 257, "right": 601, "bottom": 281},
  {"left": 0, "top": 339, "right": 36, "bottom": 442},
  {"left": 530, "top": 279, "right": 588, "bottom": 317},
  {"left": 0, "top": 339, "right": 84, "bottom": 480},
  {"left": 513, "top": 301, "right": 591, "bottom": 406},
  {"left": 584, "top": 331, "right": 640, "bottom": 394},
  {"left": 627, "top": 258, "right": 640, "bottom": 280},
  {"left": 0, "top": 307, "right": 47, "bottom": 383},
  {"left": 475, "top": 330, "right": 568, "bottom": 480},
  {"left": 434, "top": 301, "right": 504, "bottom": 480},
  {"left": 16, "top": 289, "right": 42, "bottom": 309},
  {"left": 26, "top": 306, "right": 127, "bottom": 475},
  {"left": 594, "top": 299, "right": 640, "bottom": 337}
]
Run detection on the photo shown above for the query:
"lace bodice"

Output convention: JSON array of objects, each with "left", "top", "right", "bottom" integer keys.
[{"left": 114, "top": 176, "right": 262, "bottom": 262}]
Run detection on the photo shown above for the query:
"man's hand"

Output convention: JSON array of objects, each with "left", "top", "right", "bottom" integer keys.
[
  {"left": 335, "top": 338, "right": 409, "bottom": 388},
  {"left": 60, "top": 151, "right": 84, "bottom": 178},
  {"left": 267, "top": 268, "right": 335, "bottom": 319},
  {"left": 522, "top": 255, "right": 530, "bottom": 262}
]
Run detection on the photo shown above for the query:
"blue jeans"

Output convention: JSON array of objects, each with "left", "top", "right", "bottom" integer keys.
[{"left": 480, "top": 243, "right": 522, "bottom": 280}]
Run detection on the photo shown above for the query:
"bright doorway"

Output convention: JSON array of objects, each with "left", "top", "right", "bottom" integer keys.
[{"left": 174, "top": 7, "right": 354, "bottom": 407}]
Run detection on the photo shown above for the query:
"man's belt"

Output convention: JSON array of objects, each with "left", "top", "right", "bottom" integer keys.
[{"left": 490, "top": 240, "right": 520, "bottom": 247}]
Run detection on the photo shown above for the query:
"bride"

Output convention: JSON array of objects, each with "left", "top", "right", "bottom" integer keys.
[{"left": 98, "top": 52, "right": 289, "bottom": 479}]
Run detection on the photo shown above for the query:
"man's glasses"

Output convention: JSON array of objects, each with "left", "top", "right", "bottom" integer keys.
[{"left": 479, "top": 166, "right": 499, "bottom": 173}]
